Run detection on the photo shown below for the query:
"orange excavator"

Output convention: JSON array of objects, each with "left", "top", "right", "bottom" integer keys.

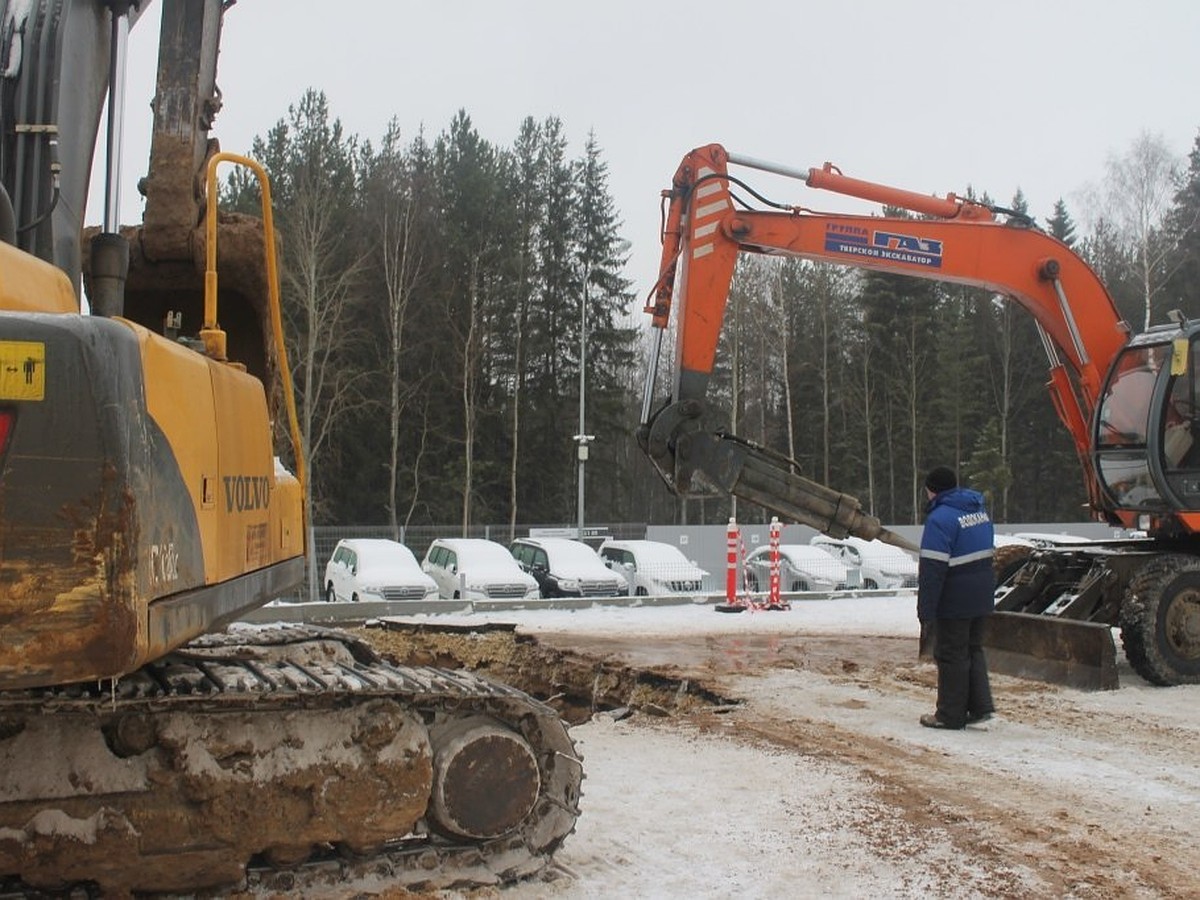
[{"left": 639, "top": 143, "right": 1200, "bottom": 690}]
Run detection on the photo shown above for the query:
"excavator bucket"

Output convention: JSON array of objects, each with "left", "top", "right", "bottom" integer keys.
[{"left": 641, "top": 402, "right": 1124, "bottom": 691}]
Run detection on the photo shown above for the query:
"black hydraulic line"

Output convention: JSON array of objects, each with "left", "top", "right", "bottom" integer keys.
[
  {"left": 690, "top": 171, "right": 793, "bottom": 212},
  {"left": 14, "top": 135, "right": 59, "bottom": 234},
  {"left": 0, "top": 184, "right": 14, "bottom": 244}
]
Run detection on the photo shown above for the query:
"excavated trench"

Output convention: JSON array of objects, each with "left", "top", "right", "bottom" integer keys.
[{"left": 354, "top": 621, "right": 738, "bottom": 725}]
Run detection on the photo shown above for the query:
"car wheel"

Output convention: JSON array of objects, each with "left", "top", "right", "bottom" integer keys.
[
  {"left": 351, "top": 592, "right": 359, "bottom": 602},
  {"left": 325, "top": 583, "right": 336, "bottom": 603},
  {"left": 453, "top": 590, "right": 461, "bottom": 600},
  {"left": 863, "top": 578, "right": 879, "bottom": 590},
  {"left": 745, "top": 572, "right": 760, "bottom": 591},
  {"left": 636, "top": 587, "right": 649, "bottom": 597}
]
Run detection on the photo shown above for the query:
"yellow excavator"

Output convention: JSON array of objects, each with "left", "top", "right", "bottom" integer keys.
[{"left": 0, "top": 1, "right": 580, "bottom": 893}]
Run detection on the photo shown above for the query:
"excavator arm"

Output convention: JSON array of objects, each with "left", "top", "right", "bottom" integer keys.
[
  {"left": 0, "top": 0, "right": 151, "bottom": 284},
  {"left": 639, "top": 143, "right": 1133, "bottom": 535}
]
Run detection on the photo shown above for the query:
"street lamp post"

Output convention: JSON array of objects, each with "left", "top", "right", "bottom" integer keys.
[{"left": 575, "top": 266, "right": 594, "bottom": 539}]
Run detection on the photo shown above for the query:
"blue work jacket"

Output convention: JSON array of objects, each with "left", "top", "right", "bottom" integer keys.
[{"left": 917, "top": 487, "right": 995, "bottom": 621}]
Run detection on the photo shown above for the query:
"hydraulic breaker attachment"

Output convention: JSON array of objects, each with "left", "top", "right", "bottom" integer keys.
[{"left": 638, "top": 399, "right": 916, "bottom": 552}]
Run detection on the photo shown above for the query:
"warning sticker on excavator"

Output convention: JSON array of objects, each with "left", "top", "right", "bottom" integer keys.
[{"left": 0, "top": 341, "right": 45, "bottom": 400}]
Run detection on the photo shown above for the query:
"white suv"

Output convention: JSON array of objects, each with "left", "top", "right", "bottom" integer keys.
[
  {"left": 323, "top": 538, "right": 439, "bottom": 603},
  {"left": 598, "top": 539, "right": 708, "bottom": 597},
  {"left": 744, "top": 543, "right": 853, "bottom": 593},
  {"left": 810, "top": 535, "right": 918, "bottom": 590},
  {"left": 511, "top": 537, "right": 626, "bottom": 599},
  {"left": 421, "top": 538, "right": 539, "bottom": 601}
]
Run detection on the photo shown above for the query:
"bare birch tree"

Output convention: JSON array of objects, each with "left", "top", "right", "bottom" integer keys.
[
  {"left": 1085, "top": 131, "right": 1183, "bottom": 329},
  {"left": 375, "top": 168, "right": 423, "bottom": 537},
  {"left": 460, "top": 254, "right": 482, "bottom": 534},
  {"left": 280, "top": 173, "right": 370, "bottom": 525}
]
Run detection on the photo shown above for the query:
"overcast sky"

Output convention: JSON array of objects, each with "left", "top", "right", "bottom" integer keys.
[{"left": 92, "top": 0, "right": 1200, "bottom": 307}]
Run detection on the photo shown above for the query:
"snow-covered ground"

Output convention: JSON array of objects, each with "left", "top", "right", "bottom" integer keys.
[{"left": 397, "top": 594, "right": 1200, "bottom": 899}]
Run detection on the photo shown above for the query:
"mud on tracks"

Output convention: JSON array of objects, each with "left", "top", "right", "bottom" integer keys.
[{"left": 356, "top": 622, "right": 735, "bottom": 724}]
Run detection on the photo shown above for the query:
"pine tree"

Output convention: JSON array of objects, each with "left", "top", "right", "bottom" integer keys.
[
  {"left": 572, "top": 131, "right": 638, "bottom": 524},
  {"left": 1162, "top": 129, "right": 1200, "bottom": 319},
  {"left": 1046, "top": 198, "right": 1078, "bottom": 247}
]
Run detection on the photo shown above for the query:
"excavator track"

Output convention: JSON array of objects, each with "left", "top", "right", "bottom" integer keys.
[{"left": 0, "top": 624, "right": 582, "bottom": 896}]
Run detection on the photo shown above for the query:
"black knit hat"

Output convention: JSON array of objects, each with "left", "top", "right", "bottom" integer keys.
[{"left": 925, "top": 466, "right": 958, "bottom": 493}]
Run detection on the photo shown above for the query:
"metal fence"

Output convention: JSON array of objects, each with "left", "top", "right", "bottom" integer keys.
[{"left": 292, "top": 519, "right": 1123, "bottom": 604}]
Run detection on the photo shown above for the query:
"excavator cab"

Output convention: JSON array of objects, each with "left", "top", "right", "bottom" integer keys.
[{"left": 1095, "top": 324, "right": 1200, "bottom": 523}]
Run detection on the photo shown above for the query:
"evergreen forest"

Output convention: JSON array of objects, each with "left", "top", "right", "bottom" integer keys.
[{"left": 223, "top": 89, "right": 1200, "bottom": 533}]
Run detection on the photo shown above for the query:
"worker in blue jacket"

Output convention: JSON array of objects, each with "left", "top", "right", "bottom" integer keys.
[{"left": 917, "top": 466, "right": 995, "bottom": 730}]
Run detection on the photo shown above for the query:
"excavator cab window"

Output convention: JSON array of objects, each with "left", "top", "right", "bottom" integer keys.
[
  {"left": 1094, "top": 337, "right": 1200, "bottom": 510},
  {"left": 1097, "top": 347, "right": 1164, "bottom": 448},
  {"left": 1156, "top": 333, "right": 1200, "bottom": 507},
  {"left": 1095, "top": 345, "right": 1167, "bottom": 509},
  {"left": 1163, "top": 363, "right": 1199, "bottom": 470}
]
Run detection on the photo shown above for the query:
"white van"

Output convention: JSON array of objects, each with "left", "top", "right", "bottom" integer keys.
[
  {"left": 810, "top": 535, "right": 918, "bottom": 590},
  {"left": 598, "top": 539, "right": 709, "bottom": 597}
]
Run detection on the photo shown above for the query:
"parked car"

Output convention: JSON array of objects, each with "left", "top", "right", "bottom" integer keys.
[
  {"left": 510, "top": 537, "right": 626, "bottom": 598},
  {"left": 323, "top": 538, "right": 439, "bottom": 603},
  {"left": 598, "top": 539, "right": 709, "bottom": 597},
  {"left": 994, "top": 533, "right": 1036, "bottom": 549},
  {"left": 809, "top": 535, "right": 918, "bottom": 590},
  {"left": 1011, "top": 532, "right": 1094, "bottom": 548},
  {"left": 744, "top": 543, "right": 853, "bottom": 593},
  {"left": 421, "top": 538, "right": 539, "bottom": 601}
]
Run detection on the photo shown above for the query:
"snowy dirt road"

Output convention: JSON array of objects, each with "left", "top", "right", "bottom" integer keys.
[{"left": 361, "top": 597, "right": 1200, "bottom": 899}]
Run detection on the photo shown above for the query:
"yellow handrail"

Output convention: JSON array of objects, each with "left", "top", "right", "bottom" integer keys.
[{"left": 203, "top": 151, "right": 306, "bottom": 502}]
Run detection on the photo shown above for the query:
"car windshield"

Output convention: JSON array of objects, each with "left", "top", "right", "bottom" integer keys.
[
  {"left": 630, "top": 543, "right": 691, "bottom": 567},
  {"left": 781, "top": 546, "right": 827, "bottom": 563},
  {"left": 460, "top": 541, "right": 515, "bottom": 565},
  {"left": 358, "top": 542, "right": 417, "bottom": 568},
  {"left": 548, "top": 541, "right": 603, "bottom": 565},
  {"left": 857, "top": 541, "right": 914, "bottom": 562}
]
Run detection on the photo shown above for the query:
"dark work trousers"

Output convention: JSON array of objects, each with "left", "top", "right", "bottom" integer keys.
[{"left": 933, "top": 616, "right": 994, "bottom": 728}]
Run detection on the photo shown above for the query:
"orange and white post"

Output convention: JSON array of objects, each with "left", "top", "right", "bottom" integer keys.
[
  {"left": 768, "top": 517, "right": 781, "bottom": 605},
  {"left": 726, "top": 518, "right": 739, "bottom": 603},
  {"left": 767, "top": 517, "right": 790, "bottom": 610},
  {"left": 716, "top": 518, "right": 747, "bottom": 613}
]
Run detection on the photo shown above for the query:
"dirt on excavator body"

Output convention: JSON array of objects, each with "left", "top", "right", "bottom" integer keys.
[{"left": 0, "top": 624, "right": 582, "bottom": 896}]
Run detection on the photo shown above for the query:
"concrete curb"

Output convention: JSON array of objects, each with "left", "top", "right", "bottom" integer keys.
[{"left": 238, "top": 588, "right": 915, "bottom": 625}]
